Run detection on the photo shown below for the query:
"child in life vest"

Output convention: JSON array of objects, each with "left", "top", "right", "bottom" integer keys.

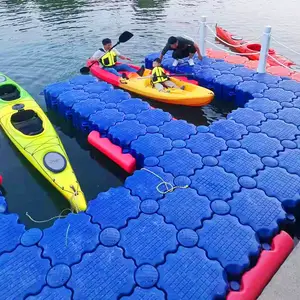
[{"left": 151, "top": 58, "right": 183, "bottom": 92}]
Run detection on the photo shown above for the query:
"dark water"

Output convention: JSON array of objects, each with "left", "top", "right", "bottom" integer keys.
[{"left": 0, "top": 0, "right": 299, "bottom": 228}]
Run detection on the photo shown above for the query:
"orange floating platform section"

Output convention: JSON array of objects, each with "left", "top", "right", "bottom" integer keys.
[
  {"left": 224, "top": 55, "right": 249, "bottom": 64},
  {"left": 267, "top": 66, "right": 293, "bottom": 77},
  {"left": 88, "top": 131, "right": 136, "bottom": 174},
  {"left": 227, "top": 231, "right": 294, "bottom": 300}
]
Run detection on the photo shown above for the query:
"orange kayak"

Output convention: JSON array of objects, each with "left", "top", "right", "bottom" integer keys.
[{"left": 216, "top": 25, "right": 294, "bottom": 67}]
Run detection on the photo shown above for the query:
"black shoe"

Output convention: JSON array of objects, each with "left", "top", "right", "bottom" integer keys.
[
  {"left": 122, "top": 73, "right": 129, "bottom": 80},
  {"left": 136, "top": 65, "right": 145, "bottom": 77}
]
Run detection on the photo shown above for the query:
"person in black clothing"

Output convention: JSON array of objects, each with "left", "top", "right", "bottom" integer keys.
[{"left": 159, "top": 36, "right": 202, "bottom": 67}]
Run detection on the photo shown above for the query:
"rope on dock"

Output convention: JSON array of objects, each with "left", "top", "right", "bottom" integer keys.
[
  {"left": 26, "top": 187, "right": 81, "bottom": 247},
  {"left": 271, "top": 36, "right": 300, "bottom": 57},
  {"left": 141, "top": 168, "right": 189, "bottom": 194},
  {"left": 25, "top": 208, "right": 72, "bottom": 223},
  {"left": 267, "top": 54, "right": 295, "bottom": 71}
]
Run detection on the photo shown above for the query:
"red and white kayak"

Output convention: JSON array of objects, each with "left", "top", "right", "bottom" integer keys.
[{"left": 216, "top": 25, "right": 295, "bottom": 67}]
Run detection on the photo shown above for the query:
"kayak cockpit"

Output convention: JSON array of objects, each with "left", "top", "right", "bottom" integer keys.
[
  {"left": 0, "top": 84, "right": 20, "bottom": 101},
  {"left": 11, "top": 109, "right": 44, "bottom": 136}
]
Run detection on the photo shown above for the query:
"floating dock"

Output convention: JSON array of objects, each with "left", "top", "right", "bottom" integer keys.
[{"left": 1, "top": 51, "right": 300, "bottom": 299}]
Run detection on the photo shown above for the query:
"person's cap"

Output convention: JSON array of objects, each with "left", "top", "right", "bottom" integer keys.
[
  {"left": 154, "top": 58, "right": 162, "bottom": 63},
  {"left": 102, "top": 38, "right": 112, "bottom": 45},
  {"left": 168, "top": 36, "right": 177, "bottom": 45}
]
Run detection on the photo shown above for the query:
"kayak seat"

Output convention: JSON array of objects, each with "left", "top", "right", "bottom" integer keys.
[
  {"left": 11, "top": 109, "right": 44, "bottom": 136},
  {"left": 0, "top": 84, "right": 20, "bottom": 101}
]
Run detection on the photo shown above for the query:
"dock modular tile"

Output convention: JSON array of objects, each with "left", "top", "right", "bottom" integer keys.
[
  {"left": 263, "top": 88, "right": 295, "bottom": 103},
  {"left": 158, "top": 148, "right": 203, "bottom": 177},
  {"left": 157, "top": 247, "right": 228, "bottom": 300},
  {"left": 256, "top": 167, "right": 300, "bottom": 206},
  {"left": 277, "top": 107, "right": 300, "bottom": 126},
  {"left": 209, "top": 119, "right": 248, "bottom": 141},
  {"left": 186, "top": 132, "right": 227, "bottom": 157},
  {"left": 228, "top": 188, "right": 286, "bottom": 240},
  {"left": 240, "top": 132, "right": 283, "bottom": 157},
  {"left": 125, "top": 166, "right": 174, "bottom": 201},
  {"left": 130, "top": 133, "right": 173, "bottom": 162},
  {"left": 67, "top": 245, "right": 136, "bottom": 300},
  {"left": 260, "top": 119, "right": 300, "bottom": 140},
  {"left": 0, "top": 246, "right": 51, "bottom": 299},
  {"left": 136, "top": 109, "right": 172, "bottom": 127},
  {"left": 228, "top": 107, "right": 266, "bottom": 126},
  {"left": 158, "top": 188, "right": 212, "bottom": 230},
  {"left": 89, "top": 108, "right": 125, "bottom": 133},
  {"left": 117, "top": 98, "right": 150, "bottom": 115},
  {"left": 25, "top": 286, "right": 72, "bottom": 300},
  {"left": 197, "top": 215, "right": 260, "bottom": 277},
  {"left": 277, "top": 149, "right": 300, "bottom": 176},
  {"left": 190, "top": 166, "right": 240, "bottom": 201},
  {"left": 121, "top": 287, "right": 165, "bottom": 300},
  {"left": 159, "top": 119, "right": 197, "bottom": 140},
  {"left": 87, "top": 187, "right": 141, "bottom": 228},
  {"left": 119, "top": 213, "right": 178, "bottom": 265},
  {"left": 99, "top": 89, "right": 131, "bottom": 104},
  {"left": 245, "top": 98, "right": 282, "bottom": 114},
  {"left": 108, "top": 120, "right": 147, "bottom": 148},
  {"left": 39, "top": 213, "right": 100, "bottom": 266},
  {"left": 0, "top": 213, "right": 25, "bottom": 255},
  {"left": 218, "top": 148, "right": 264, "bottom": 177}
]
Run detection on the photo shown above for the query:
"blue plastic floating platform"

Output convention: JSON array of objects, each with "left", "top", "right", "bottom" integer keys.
[{"left": 2, "top": 49, "right": 300, "bottom": 299}]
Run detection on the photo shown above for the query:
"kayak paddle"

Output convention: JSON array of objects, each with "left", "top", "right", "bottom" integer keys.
[{"left": 80, "top": 31, "right": 134, "bottom": 74}]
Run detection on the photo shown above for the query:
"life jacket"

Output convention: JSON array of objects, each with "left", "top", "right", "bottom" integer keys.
[
  {"left": 152, "top": 67, "right": 168, "bottom": 84},
  {"left": 99, "top": 48, "right": 117, "bottom": 67}
]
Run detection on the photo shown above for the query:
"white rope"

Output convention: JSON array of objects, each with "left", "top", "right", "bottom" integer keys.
[
  {"left": 141, "top": 168, "right": 189, "bottom": 194},
  {"left": 271, "top": 36, "right": 300, "bottom": 56},
  {"left": 26, "top": 186, "right": 81, "bottom": 246},
  {"left": 197, "top": 22, "right": 217, "bottom": 34},
  {"left": 206, "top": 24, "right": 262, "bottom": 48},
  {"left": 65, "top": 224, "right": 71, "bottom": 247},
  {"left": 267, "top": 54, "right": 294, "bottom": 71},
  {"left": 205, "top": 40, "right": 261, "bottom": 56},
  {"left": 183, "top": 35, "right": 195, "bottom": 43},
  {"left": 25, "top": 208, "right": 72, "bottom": 223}
]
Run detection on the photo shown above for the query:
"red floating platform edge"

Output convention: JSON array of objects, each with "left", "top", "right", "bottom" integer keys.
[
  {"left": 227, "top": 230, "right": 294, "bottom": 300},
  {"left": 88, "top": 131, "right": 136, "bottom": 174}
]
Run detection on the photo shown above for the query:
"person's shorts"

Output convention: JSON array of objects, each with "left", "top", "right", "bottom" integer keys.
[{"left": 172, "top": 45, "right": 196, "bottom": 59}]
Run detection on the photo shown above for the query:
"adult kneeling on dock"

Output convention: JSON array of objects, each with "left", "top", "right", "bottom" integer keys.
[{"left": 159, "top": 36, "right": 202, "bottom": 67}]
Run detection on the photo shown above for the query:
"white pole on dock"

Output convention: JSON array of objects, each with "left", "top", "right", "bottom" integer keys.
[
  {"left": 200, "top": 16, "right": 207, "bottom": 57},
  {"left": 257, "top": 26, "right": 272, "bottom": 73}
]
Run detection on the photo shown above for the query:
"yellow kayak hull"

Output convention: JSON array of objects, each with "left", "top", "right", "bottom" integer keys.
[
  {"left": 121, "top": 72, "right": 214, "bottom": 106},
  {"left": 90, "top": 63, "right": 214, "bottom": 106},
  {"left": 0, "top": 73, "right": 86, "bottom": 212}
]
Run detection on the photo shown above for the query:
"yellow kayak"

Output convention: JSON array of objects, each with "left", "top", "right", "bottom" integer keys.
[
  {"left": 89, "top": 62, "right": 214, "bottom": 106},
  {"left": 0, "top": 73, "right": 86, "bottom": 212}
]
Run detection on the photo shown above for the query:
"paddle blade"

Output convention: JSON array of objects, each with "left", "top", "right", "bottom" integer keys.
[
  {"left": 80, "top": 66, "right": 91, "bottom": 74},
  {"left": 119, "top": 31, "right": 134, "bottom": 43}
]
